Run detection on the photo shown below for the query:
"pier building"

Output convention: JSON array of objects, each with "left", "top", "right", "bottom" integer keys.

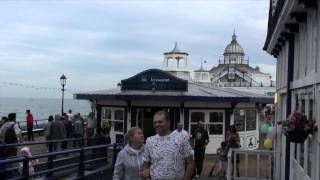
[{"left": 264, "top": 0, "right": 320, "bottom": 180}]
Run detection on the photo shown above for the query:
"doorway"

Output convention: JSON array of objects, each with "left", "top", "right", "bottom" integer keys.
[
  {"left": 136, "top": 107, "right": 177, "bottom": 139},
  {"left": 189, "top": 110, "right": 225, "bottom": 154}
]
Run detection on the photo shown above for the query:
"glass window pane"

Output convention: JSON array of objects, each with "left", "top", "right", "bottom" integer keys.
[
  {"left": 246, "top": 109, "right": 256, "bottom": 131},
  {"left": 103, "top": 109, "right": 111, "bottom": 119},
  {"left": 210, "top": 112, "right": 223, "bottom": 122},
  {"left": 114, "top": 122, "right": 123, "bottom": 132},
  {"left": 115, "top": 110, "right": 124, "bottom": 120},
  {"left": 191, "top": 112, "right": 205, "bottom": 123},
  {"left": 234, "top": 109, "right": 245, "bottom": 131},
  {"left": 209, "top": 124, "right": 223, "bottom": 135}
]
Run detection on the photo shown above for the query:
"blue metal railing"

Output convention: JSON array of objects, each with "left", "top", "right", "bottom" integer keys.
[
  {"left": 0, "top": 139, "right": 123, "bottom": 180},
  {"left": 16, "top": 116, "right": 88, "bottom": 135}
]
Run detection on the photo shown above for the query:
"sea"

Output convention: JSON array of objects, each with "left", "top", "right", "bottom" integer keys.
[{"left": 0, "top": 97, "right": 91, "bottom": 122}]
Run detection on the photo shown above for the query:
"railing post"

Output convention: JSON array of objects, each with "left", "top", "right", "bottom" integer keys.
[
  {"left": 233, "top": 151, "right": 236, "bottom": 178},
  {"left": 112, "top": 144, "right": 117, "bottom": 166},
  {"left": 245, "top": 153, "right": 248, "bottom": 178},
  {"left": 0, "top": 145, "right": 7, "bottom": 179},
  {"left": 257, "top": 153, "right": 260, "bottom": 179},
  {"left": 22, "top": 156, "right": 29, "bottom": 180},
  {"left": 35, "top": 120, "right": 38, "bottom": 128},
  {"left": 78, "top": 147, "right": 85, "bottom": 178},
  {"left": 227, "top": 148, "right": 232, "bottom": 180},
  {"left": 47, "top": 141, "right": 53, "bottom": 178},
  {"left": 78, "top": 137, "right": 85, "bottom": 178}
]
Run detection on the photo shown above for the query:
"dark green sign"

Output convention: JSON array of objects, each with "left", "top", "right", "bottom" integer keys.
[{"left": 121, "top": 69, "right": 188, "bottom": 91}]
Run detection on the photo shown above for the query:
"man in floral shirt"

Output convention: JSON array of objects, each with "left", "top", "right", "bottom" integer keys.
[{"left": 143, "top": 111, "right": 194, "bottom": 180}]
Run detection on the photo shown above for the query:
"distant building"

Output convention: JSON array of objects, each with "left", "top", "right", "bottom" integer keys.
[
  {"left": 75, "top": 69, "right": 273, "bottom": 154},
  {"left": 74, "top": 32, "right": 276, "bottom": 154},
  {"left": 207, "top": 32, "right": 276, "bottom": 97},
  {"left": 264, "top": 0, "right": 320, "bottom": 180},
  {"left": 210, "top": 32, "right": 273, "bottom": 87},
  {"left": 162, "top": 42, "right": 191, "bottom": 80},
  {"left": 194, "top": 62, "right": 211, "bottom": 84}
]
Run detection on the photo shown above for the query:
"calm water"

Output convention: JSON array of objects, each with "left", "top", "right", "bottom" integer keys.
[{"left": 0, "top": 97, "right": 91, "bottom": 122}]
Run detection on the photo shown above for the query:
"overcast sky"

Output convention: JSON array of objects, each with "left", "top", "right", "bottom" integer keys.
[{"left": 0, "top": 0, "right": 276, "bottom": 98}]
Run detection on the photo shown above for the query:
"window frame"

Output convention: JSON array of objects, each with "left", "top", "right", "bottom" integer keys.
[{"left": 101, "top": 107, "right": 125, "bottom": 133}]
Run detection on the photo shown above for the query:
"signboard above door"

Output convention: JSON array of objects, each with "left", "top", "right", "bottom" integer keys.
[{"left": 121, "top": 69, "right": 188, "bottom": 91}]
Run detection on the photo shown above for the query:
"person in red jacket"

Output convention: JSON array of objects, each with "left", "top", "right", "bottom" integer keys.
[{"left": 26, "top": 110, "right": 34, "bottom": 141}]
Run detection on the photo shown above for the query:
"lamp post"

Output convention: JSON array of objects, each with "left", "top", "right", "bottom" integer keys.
[{"left": 60, "top": 74, "right": 67, "bottom": 115}]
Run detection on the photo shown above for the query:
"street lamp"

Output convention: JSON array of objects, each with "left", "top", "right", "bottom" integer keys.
[{"left": 60, "top": 74, "right": 67, "bottom": 115}]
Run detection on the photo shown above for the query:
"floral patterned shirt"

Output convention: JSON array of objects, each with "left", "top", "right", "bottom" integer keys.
[{"left": 143, "top": 132, "right": 193, "bottom": 180}]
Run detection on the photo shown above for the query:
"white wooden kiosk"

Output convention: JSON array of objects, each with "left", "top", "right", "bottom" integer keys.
[{"left": 74, "top": 69, "right": 273, "bottom": 154}]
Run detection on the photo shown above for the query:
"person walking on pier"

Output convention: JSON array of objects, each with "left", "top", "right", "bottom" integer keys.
[
  {"left": 48, "top": 115, "right": 66, "bottom": 151},
  {"left": 67, "top": 109, "right": 73, "bottom": 121},
  {"left": 143, "top": 111, "right": 194, "bottom": 180},
  {"left": 0, "top": 113, "right": 18, "bottom": 179},
  {"left": 172, "top": 122, "right": 189, "bottom": 142},
  {"left": 26, "top": 110, "right": 34, "bottom": 141},
  {"left": 62, "top": 115, "right": 73, "bottom": 149},
  {"left": 86, "top": 112, "right": 97, "bottom": 146},
  {"left": 192, "top": 120, "right": 209, "bottom": 178},
  {"left": 73, "top": 113, "right": 84, "bottom": 147},
  {"left": 0, "top": 113, "right": 18, "bottom": 158},
  {"left": 227, "top": 125, "right": 240, "bottom": 177},
  {"left": 113, "top": 127, "right": 145, "bottom": 180}
]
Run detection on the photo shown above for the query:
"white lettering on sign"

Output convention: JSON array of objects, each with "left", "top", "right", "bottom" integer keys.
[{"left": 150, "top": 77, "right": 170, "bottom": 82}]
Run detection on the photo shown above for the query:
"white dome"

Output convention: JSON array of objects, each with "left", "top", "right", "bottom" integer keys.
[{"left": 224, "top": 33, "right": 245, "bottom": 55}]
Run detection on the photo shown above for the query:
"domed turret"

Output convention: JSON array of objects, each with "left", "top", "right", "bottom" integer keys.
[
  {"left": 224, "top": 33, "right": 245, "bottom": 55},
  {"left": 220, "top": 31, "right": 248, "bottom": 65}
]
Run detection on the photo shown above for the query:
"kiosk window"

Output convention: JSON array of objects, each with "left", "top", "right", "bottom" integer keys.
[
  {"left": 115, "top": 110, "right": 124, "bottom": 120},
  {"left": 114, "top": 122, "right": 124, "bottom": 132},
  {"left": 191, "top": 112, "right": 205, "bottom": 123},
  {"left": 234, "top": 109, "right": 245, "bottom": 131},
  {"left": 103, "top": 109, "right": 111, "bottom": 119},
  {"left": 246, "top": 109, "right": 256, "bottom": 131},
  {"left": 209, "top": 124, "right": 223, "bottom": 135},
  {"left": 210, "top": 112, "right": 223, "bottom": 122},
  {"left": 234, "top": 109, "right": 256, "bottom": 132}
]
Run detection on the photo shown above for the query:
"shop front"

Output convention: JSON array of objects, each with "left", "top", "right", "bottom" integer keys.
[{"left": 74, "top": 69, "right": 273, "bottom": 154}]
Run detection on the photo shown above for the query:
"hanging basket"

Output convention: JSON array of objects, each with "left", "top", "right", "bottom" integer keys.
[
  {"left": 280, "top": 111, "right": 318, "bottom": 144},
  {"left": 285, "top": 129, "right": 310, "bottom": 143}
]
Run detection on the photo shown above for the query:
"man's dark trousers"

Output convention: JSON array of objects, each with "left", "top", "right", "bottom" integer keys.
[
  {"left": 27, "top": 124, "right": 34, "bottom": 141},
  {"left": 194, "top": 148, "right": 206, "bottom": 175}
]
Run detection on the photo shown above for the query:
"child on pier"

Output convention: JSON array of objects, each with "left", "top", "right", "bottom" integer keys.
[{"left": 18, "top": 147, "right": 39, "bottom": 176}]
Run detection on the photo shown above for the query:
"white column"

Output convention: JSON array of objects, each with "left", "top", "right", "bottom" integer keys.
[{"left": 230, "top": 113, "right": 234, "bottom": 125}]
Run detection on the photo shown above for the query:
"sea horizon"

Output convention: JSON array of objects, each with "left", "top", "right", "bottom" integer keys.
[{"left": 0, "top": 97, "right": 91, "bottom": 122}]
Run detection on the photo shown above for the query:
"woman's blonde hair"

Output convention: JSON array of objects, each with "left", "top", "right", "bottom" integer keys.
[{"left": 125, "top": 127, "right": 142, "bottom": 145}]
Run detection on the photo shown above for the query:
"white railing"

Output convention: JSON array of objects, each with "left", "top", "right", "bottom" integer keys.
[
  {"left": 227, "top": 148, "right": 273, "bottom": 180},
  {"left": 290, "top": 158, "right": 311, "bottom": 180}
]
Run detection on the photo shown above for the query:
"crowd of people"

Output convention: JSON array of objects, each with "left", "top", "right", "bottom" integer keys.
[
  {"left": 113, "top": 110, "right": 241, "bottom": 180},
  {"left": 0, "top": 109, "right": 112, "bottom": 178},
  {"left": 0, "top": 109, "right": 110, "bottom": 152},
  {"left": 0, "top": 108, "right": 242, "bottom": 179}
]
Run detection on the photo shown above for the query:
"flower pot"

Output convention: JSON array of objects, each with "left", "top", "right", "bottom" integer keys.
[{"left": 286, "top": 129, "right": 310, "bottom": 143}]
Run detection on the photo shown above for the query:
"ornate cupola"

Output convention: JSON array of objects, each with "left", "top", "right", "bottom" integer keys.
[
  {"left": 220, "top": 31, "right": 249, "bottom": 65},
  {"left": 162, "top": 42, "right": 190, "bottom": 80},
  {"left": 194, "top": 59, "right": 210, "bottom": 83}
]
